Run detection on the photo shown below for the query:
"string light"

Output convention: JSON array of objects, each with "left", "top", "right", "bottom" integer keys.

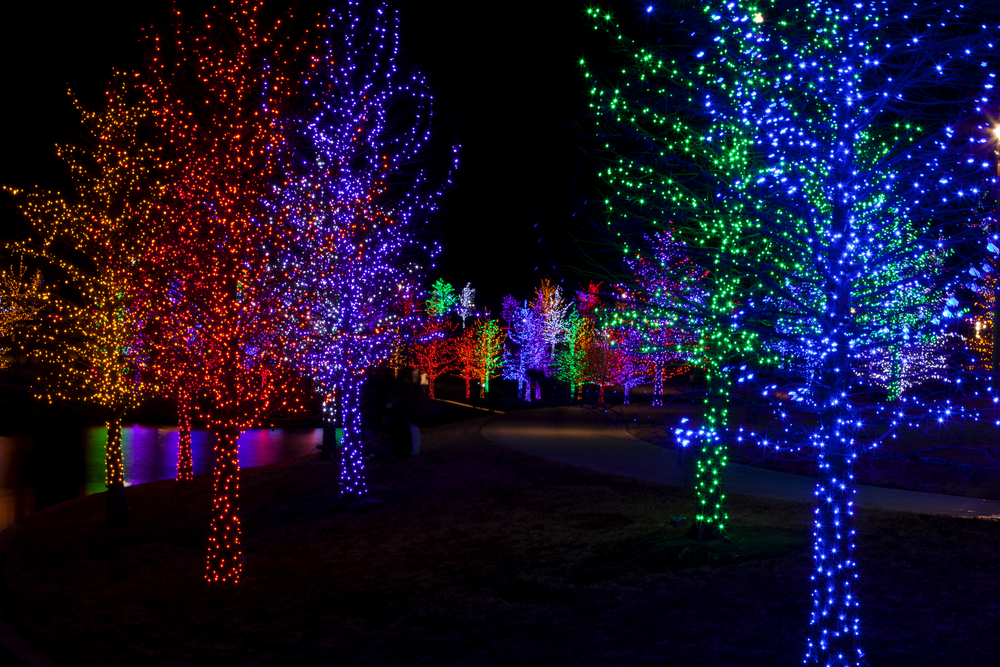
[
  {"left": 140, "top": 0, "right": 307, "bottom": 586},
  {"left": 586, "top": 1, "right": 1000, "bottom": 662},
  {"left": 7, "top": 72, "right": 159, "bottom": 528},
  {"left": 275, "top": 0, "right": 454, "bottom": 498}
]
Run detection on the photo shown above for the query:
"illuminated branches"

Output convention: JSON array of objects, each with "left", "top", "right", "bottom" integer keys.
[
  {"left": 454, "top": 316, "right": 505, "bottom": 398},
  {"left": 7, "top": 72, "right": 159, "bottom": 527},
  {"left": 554, "top": 308, "right": 591, "bottom": 400},
  {"left": 587, "top": 1, "right": 1000, "bottom": 662},
  {"left": 427, "top": 278, "right": 458, "bottom": 317},
  {"left": 140, "top": 0, "right": 306, "bottom": 586},
  {"left": 410, "top": 316, "right": 456, "bottom": 399},
  {"left": 457, "top": 282, "right": 476, "bottom": 329},
  {"left": 0, "top": 265, "right": 46, "bottom": 367},
  {"left": 275, "top": 0, "right": 453, "bottom": 499}
]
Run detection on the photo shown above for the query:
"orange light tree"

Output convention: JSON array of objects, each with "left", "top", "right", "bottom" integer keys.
[
  {"left": 0, "top": 265, "right": 46, "bottom": 368},
  {"left": 139, "top": 0, "right": 306, "bottom": 586},
  {"left": 454, "top": 324, "right": 479, "bottom": 399},
  {"left": 6, "top": 72, "right": 158, "bottom": 527}
]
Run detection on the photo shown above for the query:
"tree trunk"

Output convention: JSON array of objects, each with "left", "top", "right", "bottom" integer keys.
[
  {"left": 428, "top": 376, "right": 436, "bottom": 399},
  {"left": 623, "top": 386, "right": 630, "bottom": 405},
  {"left": 338, "top": 377, "right": 367, "bottom": 500},
  {"left": 598, "top": 385, "right": 604, "bottom": 403},
  {"left": 694, "top": 372, "right": 728, "bottom": 539},
  {"left": 206, "top": 425, "right": 241, "bottom": 586},
  {"left": 105, "top": 409, "right": 130, "bottom": 527},
  {"left": 176, "top": 388, "right": 194, "bottom": 481},
  {"left": 654, "top": 362, "right": 663, "bottom": 407},
  {"left": 806, "top": 141, "right": 861, "bottom": 663},
  {"left": 464, "top": 377, "right": 470, "bottom": 399},
  {"left": 534, "top": 379, "right": 541, "bottom": 400},
  {"left": 805, "top": 437, "right": 860, "bottom": 665}
]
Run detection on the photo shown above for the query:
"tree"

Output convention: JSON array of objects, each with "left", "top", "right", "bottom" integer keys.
[
  {"left": 501, "top": 294, "right": 545, "bottom": 400},
  {"left": 7, "top": 72, "right": 159, "bottom": 527},
  {"left": 427, "top": 278, "right": 458, "bottom": 317},
  {"left": 588, "top": 1, "right": 1000, "bottom": 662},
  {"left": 275, "top": 0, "right": 451, "bottom": 498},
  {"left": 554, "top": 308, "right": 591, "bottom": 400},
  {"left": 410, "top": 316, "right": 456, "bottom": 399},
  {"left": 457, "top": 282, "right": 476, "bottom": 329},
  {"left": 454, "top": 324, "right": 479, "bottom": 398},
  {"left": 585, "top": 7, "right": 770, "bottom": 539},
  {"left": 624, "top": 229, "right": 701, "bottom": 405},
  {"left": 139, "top": 0, "right": 307, "bottom": 586},
  {"left": 455, "top": 316, "right": 506, "bottom": 399}
]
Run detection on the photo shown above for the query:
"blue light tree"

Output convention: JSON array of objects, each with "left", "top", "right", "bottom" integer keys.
[
  {"left": 586, "top": 1, "right": 1000, "bottom": 663},
  {"left": 277, "top": 0, "right": 454, "bottom": 499}
]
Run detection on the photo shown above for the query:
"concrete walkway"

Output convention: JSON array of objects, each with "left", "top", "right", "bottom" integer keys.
[{"left": 481, "top": 406, "right": 1000, "bottom": 518}]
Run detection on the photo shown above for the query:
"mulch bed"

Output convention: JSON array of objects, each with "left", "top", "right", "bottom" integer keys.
[{"left": 4, "top": 413, "right": 1000, "bottom": 666}]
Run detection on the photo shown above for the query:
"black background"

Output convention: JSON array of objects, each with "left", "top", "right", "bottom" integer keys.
[{"left": 0, "top": 0, "right": 660, "bottom": 310}]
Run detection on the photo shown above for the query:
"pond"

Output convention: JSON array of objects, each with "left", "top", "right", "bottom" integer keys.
[{"left": 0, "top": 424, "right": 322, "bottom": 532}]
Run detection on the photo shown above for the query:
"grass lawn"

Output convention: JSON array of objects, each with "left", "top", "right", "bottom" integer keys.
[{"left": 4, "top": 411, "right": 1000, "bottom": 666}]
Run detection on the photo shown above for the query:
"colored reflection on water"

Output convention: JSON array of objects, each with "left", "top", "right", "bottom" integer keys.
[{"left": 1, "top": 426, "right": 322, "bottom": 532}]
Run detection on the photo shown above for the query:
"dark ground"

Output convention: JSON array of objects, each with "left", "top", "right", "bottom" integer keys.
[{"left": 4, "top": 406, "right": 1000, "bottom": 666}]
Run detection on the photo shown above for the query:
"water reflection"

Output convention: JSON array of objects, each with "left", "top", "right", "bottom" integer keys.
[{"left": 2, "top": 426, "right": 322, "bottom": 532}]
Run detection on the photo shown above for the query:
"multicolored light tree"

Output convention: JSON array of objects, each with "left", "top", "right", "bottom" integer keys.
[
  {"left": 140, "top": 0, "right": 307, "bottom": 586},
  {"left": 454, "top": 316, "right": 505, "bottom": 399},
  {"left": 586, "top": 2, "right": 1000, "bottom": 663},
  {"left": 275, "top": 0, "right": 451, "bottom": 499},
  {"left": 7, "top": 72, "right": 159, "bottom": 527},
  {"left": 623, "top": 230, "right": 701, "bottom": 406}
]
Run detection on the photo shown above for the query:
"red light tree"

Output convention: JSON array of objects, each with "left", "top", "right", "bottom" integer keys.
[
  {"left": 139, "top": 0, "right": 306, "bottom": 586},
  {"left": 410, "top": 316, "right": 456, "bottom": 399}
]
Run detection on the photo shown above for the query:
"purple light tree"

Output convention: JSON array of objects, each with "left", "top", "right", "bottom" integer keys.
[{"left": 277, "top": 0, "right": 454, "bottom": 499}]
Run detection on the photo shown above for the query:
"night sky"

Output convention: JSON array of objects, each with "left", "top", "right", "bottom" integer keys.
[{"left": 0, "top": 0, "right": 648, "bottom": 313}]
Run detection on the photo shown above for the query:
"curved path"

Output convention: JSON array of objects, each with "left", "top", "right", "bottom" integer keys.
[{"left": 481, "top": 406, "right": 1000, "bottom": 518}]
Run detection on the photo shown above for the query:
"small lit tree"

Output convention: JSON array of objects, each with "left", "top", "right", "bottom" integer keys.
[{"left": 410, "top": 316, "right": 456, "bottom": 399}]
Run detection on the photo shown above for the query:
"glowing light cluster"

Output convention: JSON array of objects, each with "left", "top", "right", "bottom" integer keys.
[
  {"left": 140, "top": 0, "right": 309, "bottom": 585},
  {"left": 276, "top": 0, "right": 454, "bottom": 498},
  {"left": 586, "top": 1, "right": 1000, "bottom": 661},
  {"left": 7, "top": 72, "right": 160, "bottom": 527}
]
